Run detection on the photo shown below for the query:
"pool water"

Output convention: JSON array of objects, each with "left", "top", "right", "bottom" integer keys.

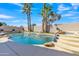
[{"left": 9, "top": 33, "right": 54, "bottom": 44}]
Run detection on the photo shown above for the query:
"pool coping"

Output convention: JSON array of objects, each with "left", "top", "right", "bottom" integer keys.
[{"left": 0, "top": 41, "right": 75, "bottom": 56}]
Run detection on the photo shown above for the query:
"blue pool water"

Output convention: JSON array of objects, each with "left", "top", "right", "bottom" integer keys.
[{"left": 9, "top": 33, "right": 54, "bottom": 44}]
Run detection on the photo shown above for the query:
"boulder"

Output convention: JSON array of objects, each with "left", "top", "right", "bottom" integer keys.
[
  {"left": 57, "top": 30, "right": 65, "bottom": 34},
  {"left": 44, "top": 42, "right": 55, "bottom": 47}
]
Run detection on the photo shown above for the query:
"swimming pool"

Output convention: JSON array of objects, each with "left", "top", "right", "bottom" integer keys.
[{"left": 9, "top": 33, "right": 54, "bottom": 44}]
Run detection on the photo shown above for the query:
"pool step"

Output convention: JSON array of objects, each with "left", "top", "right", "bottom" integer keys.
[
  {"left": 55, "top": 37, "right": 79, "bottom": 55},
  {"left": 55, "top": 44, "right": 79, "bottom": 55},
  {"left": 59, "top": 37, "right": 79, "bottom": 41},
  {"left": 53, "top": 45, "right": 73, "bottom": 54},
  {"left": 62, "top": 39, "right": 79, "bottom": 43},
  {"left": 58, "top": 39, "right": 79, "bottom": 47}
]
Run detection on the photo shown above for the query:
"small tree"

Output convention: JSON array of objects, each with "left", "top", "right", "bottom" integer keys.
[{"left": 0, "top": 22, "right": 7, "bottom": 26}]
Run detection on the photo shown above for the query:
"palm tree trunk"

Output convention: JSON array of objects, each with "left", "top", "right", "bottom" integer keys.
[
  {"left": 44, "top": 10, "right": 47, "bottom": 33},
  {"left": 29, "top": 14, "right": 31, "bottom": 32},
  {"left": 44, "top": 20, "right": 46, "bottom": 32},
  {"left": 42, "top": 19, "right": 44, "bottom": 32},
  {"left": 44, "top": 15, "right": 49, "bottom": 33},
  {"left": 45, "top": 18, "right": 47, "bottom": 32},
  {"left": 46, "top": 19, "right": 50, "bottom": 33},
  {"left": 27, "top": 13, "right": 31, "bottom": 32}
]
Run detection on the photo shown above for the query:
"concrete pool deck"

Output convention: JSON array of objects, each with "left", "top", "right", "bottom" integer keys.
[{"left": 0, "top": 41, "right": 75, "bottom": 56}]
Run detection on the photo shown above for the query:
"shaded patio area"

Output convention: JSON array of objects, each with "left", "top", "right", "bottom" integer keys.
[{"left": 0, "top": 41, "right": 75, "bottom": 56}]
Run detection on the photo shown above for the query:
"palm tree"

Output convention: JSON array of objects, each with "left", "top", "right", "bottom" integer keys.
[
  {"left": 48, "top": 11, "right": 61, "bottom": 22},
  {"left": 41, "top": 3, "right": 52, "bottom": 33},
  {"left": 23, "top": 3, "right": 32, "bottom": 32},
  {"left": 48, "top": 11, "right": 61, "bottom": 32},
  {"left": 49, "top": 11, "right": 61, "bottom": 24}
]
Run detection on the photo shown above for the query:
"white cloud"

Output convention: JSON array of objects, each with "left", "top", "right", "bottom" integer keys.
[
  {"left": 57, "top": 4, "right": 71, "bottom": 14},
  {"left": 58, "top": 4, "right": 70, "bottom": 11},
  {"left": 69, "top": 16, "right": 79, "bottom": 22},
  {"left": 15, "top": 10, "right": 23, "bottom": 12},
  {"left": 9, "top": 19, "right": 27, "bottom": 23},
  {"left": 71, "top": 3, "right": 79, "bottom": 6},
  {"left": 71, "top": 3, "right": 79, "bottom": 10},
  {"left": 70, "top": 17, "right": 79, "bottom": 19},
  {"left": 11, "top": 3, "right": 23, "bottom": 7},
  {"left": 11, "top": 20, "right": 20, "bottom": 22},
  {"left": 62, "top": 13, "right": 73, "bottom": 17},
  {"left": 0, "top": 14, "right": 14, "bottom": 19},
  {"left": 66, "top": 11, "right": 79, "bottom": 17},
  {"left": 48, "top": 3, "right": 53, "bottom": 5},
  {"left": 69, "top": 11, "right": 79, "bottom": 14}
]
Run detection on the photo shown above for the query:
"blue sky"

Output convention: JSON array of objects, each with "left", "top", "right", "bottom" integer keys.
[{"left": 0, "top": 3, "right": 79, "bottom": 27}]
